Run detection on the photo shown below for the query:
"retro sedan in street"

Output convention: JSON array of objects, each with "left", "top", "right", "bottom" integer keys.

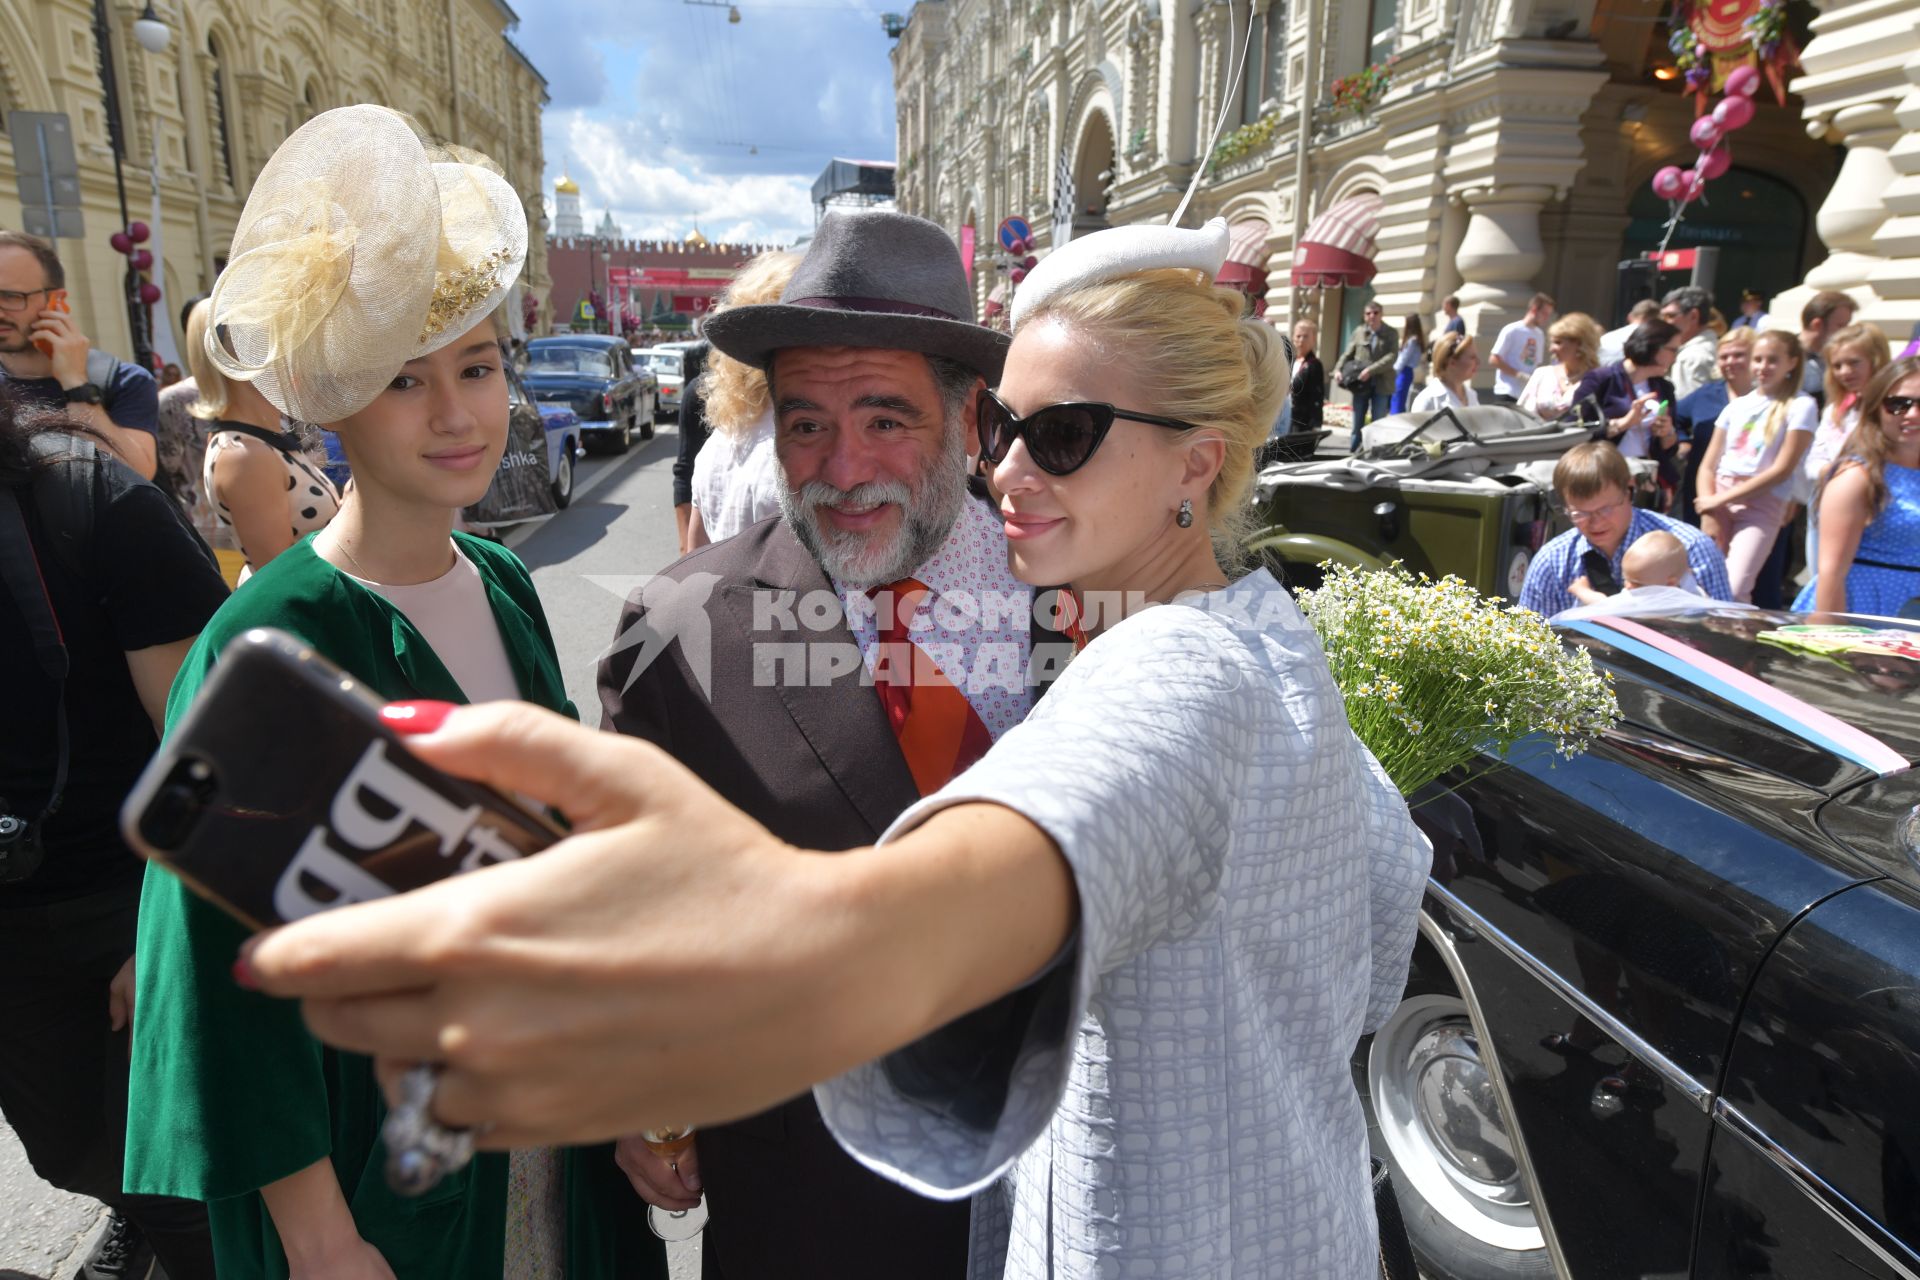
[
  {"left": 632, "top": 345, "right": 686, "bottom": 417},
  {"left": 1368, "top": 606, "right": 1920, "bottom": 1280},
  {"left": 523, "top": 334, "right": 656, "bottom": 454}
]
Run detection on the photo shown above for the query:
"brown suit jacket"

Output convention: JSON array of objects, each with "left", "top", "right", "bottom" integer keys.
[{"left": 598, "top": 508, "right": 1061, "bottom": 1280}]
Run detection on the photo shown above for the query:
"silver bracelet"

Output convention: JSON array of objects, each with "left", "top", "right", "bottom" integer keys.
[{"left": 382, "top": 1064, "right": 477, "bottom": 1195}]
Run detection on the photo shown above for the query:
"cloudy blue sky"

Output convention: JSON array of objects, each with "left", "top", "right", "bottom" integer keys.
[{"left": 513, "top": 0, "right": 898, "bottom": 246}]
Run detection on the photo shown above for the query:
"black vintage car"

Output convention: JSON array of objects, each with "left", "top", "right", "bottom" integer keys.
[
  {"left": 1368, "top": 605, "right": 1920, "bottom": 1280},
  {"left": 522, "top": 334, "right": 657, "bottom": 454}
]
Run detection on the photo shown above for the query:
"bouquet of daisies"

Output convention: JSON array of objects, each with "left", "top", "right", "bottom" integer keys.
[{"left": 1296, "top": 563, "right": 1619, "bottom": 796}]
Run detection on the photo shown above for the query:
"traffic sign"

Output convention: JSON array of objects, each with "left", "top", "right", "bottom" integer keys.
[
  {"left": 9, "top": 111, "right": 84, "bottom": 239},
  {"left": 997, "top": 216, "right": 1032, "bottom": 251}
]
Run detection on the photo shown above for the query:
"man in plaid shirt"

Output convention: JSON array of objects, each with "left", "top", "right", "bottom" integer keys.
[{"left": 1519, "top": 442, "right": 1732, "bottom": 617}]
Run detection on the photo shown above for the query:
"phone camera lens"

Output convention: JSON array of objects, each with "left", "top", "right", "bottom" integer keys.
[{"left": 140, "top": 757, "right": 218, "bottom": 851}]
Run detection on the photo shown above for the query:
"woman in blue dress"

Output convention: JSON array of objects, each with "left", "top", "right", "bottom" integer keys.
[{"left": 1798, "top": 357, "right": 1920, "bottom": 618}]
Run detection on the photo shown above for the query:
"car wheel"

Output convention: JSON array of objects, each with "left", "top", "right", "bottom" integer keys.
[
  {"left": 639, "top": 397, "right": 656, "bottom": 441},
  {"left": 1365, "top": 991, "right": 1554, "bottom": 1280},
  {"left": 551, "top": 445, "right": 574, "bottom": 509}
]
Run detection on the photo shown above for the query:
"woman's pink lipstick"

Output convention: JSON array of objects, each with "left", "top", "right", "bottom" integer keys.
[
  {"left": 425, "top": 445, "right": 488, "bottom": 472},
  {"left": 1003, "top": 511, "right": 1064, "bottom": 541}
]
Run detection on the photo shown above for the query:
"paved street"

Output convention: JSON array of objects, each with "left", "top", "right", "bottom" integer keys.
[{"left": 0, "top": 422, "right": 699, "bottom": 1279}]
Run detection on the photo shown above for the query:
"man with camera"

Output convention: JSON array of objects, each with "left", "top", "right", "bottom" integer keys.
[
  {"left": 0, "top": 374, "right": 225, "bottom": 1277},
  {"left": 0, "top": 231, "right": 160, "bottom": 480},
  {"left": 1337, "top": 302, "right": 1396, "bottom": 451}
]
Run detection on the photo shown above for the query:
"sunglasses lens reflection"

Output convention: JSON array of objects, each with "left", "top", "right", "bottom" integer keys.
[{"left": 1027, "top": 408, "right": 1103, "bottom": 474}]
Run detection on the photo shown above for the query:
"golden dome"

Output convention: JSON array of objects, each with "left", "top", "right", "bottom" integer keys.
[
  {"left": 684, "top": 227, "right": 710, "bottom": 248},
  {"left": 554, "top": 173, "right": 580, "bottom": 195}
]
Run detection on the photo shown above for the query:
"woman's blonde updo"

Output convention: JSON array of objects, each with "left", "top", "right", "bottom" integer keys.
[
  {"left": 702, "top": 249, "right": 802, "bottom": 434},
  {"left": 1021, "top": 267, "right": 1287, "bottom": 564}
]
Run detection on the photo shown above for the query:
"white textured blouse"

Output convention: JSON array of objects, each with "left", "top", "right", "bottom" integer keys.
[
  {"left": 816, "top": 570, "right": 1431, "bottom": 1279},
  {"left": 690, "top": 408, "right": 783, "bottom": 543}
]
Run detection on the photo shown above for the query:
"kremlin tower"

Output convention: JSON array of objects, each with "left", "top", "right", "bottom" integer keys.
[{"left": 553, "top": 173, "right": 583, "bottom": 238}]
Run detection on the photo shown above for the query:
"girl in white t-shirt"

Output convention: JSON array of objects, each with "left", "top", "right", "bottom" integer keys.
[
  {"left": 1696, "top": 329, "right": 1817, "bottom": 601},
  {"left": 1798, "top": 323, "right": 1891, "bottom": 506}
]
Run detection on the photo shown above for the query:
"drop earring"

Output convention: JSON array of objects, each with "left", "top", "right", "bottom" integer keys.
[{"left": 1177, "top": 498, "right": 1194, "bottom": 528}]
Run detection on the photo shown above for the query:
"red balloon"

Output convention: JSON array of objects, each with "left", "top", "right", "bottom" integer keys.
[
  {"left": 1680, "top": 171, "right": 1708, "bottom": 202},
  {"left": 128, "top": 221, "right": 150, "bottom": 244},
  {"left": 1712, "top": 94, "right": 1755, "bottom": 132},
  {"left": 1010, "top": 267, "right": 1028, "bottom": 284},
  {"left": 1022, "top": 255, "right": 1039, "bottom": 270},
  {"left": 138, "top": 281, "right": 162, "bottom": 305},
  {"left": 109, "top": 231, "right": 132, "bottom": 255},
  {"left": 1724, "top": 65, "right": 1761, "bottom": 98},
  {"left": 132, "top": 248, "right": 154, "bottom": 271},
  {"left": 1010, "top": 237, "right": 1028, "bottom": 254},
  {"left": 1652, "top": 165, "right": 1688, "bottom": 200},
  {"left": 1697, "top": 145, "right": 1732, "bottom": 181},
  {"left": 1689, "top": 116, "right": 1723, "bottom": 151}
]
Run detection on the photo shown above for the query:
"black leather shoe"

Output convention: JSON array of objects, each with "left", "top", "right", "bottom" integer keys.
[{"left": 78, "top": 1211, "right": 154, "bottom": 1280}]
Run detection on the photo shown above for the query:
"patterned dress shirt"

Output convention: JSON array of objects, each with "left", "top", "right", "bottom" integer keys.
[
  {"left": 817, "top": 570, "right": 1431, "bottom": 1279},
  {"left": 833, "top": 491, "right": 1033, "bottom": 741},
  {"left": 1518, "top": 506, "right": 1732, "bottom": 619}
]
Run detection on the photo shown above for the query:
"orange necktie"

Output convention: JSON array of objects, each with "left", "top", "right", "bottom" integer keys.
[{"left": 869, "top": 578, "right": 995, "bottom": 795}]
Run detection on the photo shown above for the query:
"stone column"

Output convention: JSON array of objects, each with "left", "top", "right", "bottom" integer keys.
[
  {"left": 1769, "top": 0, "right": 1920, "bottom": 326},
  {"left": 1452, "top": 186, "right": 1554, "bottom": 315},
  {"left": 1437, "top": 41, "right": 1608, "bottom": 371},
  {"left": 1866, "top": 33, "right": 1920, "bottom": 335}
]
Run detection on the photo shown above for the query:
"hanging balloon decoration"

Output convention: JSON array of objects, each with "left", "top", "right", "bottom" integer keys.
[
  {"left": 106, "top": 218, "right": 161, "bottom": 349},
  {"left": 1648, "top": 56, "right": 1762, "bottom": 255}
]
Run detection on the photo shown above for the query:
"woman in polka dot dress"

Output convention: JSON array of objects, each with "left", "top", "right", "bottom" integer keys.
[
  {"left": 1799, "top": 357, "right": 1920, "bottom": 616},
  {"left": 186, "top": 299, "right": 341, "bottom": 581}
]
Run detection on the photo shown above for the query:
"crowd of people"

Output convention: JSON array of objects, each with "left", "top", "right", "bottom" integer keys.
[
  {"left": 2, "top": 103, "right": 1438, "bottom": 1280},
  {"left": 5, "top": 89, "right": 1920, "bottom": 1280},
  {"left": 1337, "top": 282, "right": 1920, "bottom": 620}
]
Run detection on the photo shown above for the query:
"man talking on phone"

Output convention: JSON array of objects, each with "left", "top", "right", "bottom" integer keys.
[{"left": 0, "top": 231, "right": 159, "bottom": 479}]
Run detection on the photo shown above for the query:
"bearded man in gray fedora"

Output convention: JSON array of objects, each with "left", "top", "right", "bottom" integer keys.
[{"left": 598, "top": 209, "right": 1069, "bottom": 1279}]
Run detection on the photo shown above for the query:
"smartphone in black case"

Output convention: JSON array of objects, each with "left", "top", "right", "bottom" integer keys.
[{"left": 121, "top": 627, "right": 560, "bottom": 930}]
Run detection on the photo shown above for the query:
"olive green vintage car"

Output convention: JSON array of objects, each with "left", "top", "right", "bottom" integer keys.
[{"left": 1247, "top": 406, "right": 1657, "bottom": 601}]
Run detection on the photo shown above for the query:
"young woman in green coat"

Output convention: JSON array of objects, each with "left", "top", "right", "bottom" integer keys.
[{"left": 124, "top": 105, "right": 664, "bottom": 1280}]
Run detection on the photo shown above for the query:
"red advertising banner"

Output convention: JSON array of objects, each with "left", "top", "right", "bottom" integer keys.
[
  {"left": 671, "top": 294, "right": 715, "bottom": 314},
  {"left": 960, "top": 224, "right": 975, "bottom": 284}
]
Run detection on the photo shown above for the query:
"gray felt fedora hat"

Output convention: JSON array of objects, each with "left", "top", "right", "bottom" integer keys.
[{"left": 704, "top": 210, "right": 1009, "bottom": 381}]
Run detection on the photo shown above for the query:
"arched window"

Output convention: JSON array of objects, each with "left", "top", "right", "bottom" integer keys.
[
  {"left": 208, "top": 33, "right": 236, "bottom": 188},
  {"left": 303, "top": 79, "right": 320, "bottom": 123},
  {"left": 1263, "top": 1, "right": 1288, "bottom": 104},
  {"left": 1620, "top": 165, "right": 1809, "bottom": 308}
]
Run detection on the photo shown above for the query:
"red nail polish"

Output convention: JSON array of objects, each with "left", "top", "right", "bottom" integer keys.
[
  {"left": 382, "top": 700, "right": 457, "bottom": 735},
  {"left": 231, "top": 955, "right": 260, "bottom": 990}
]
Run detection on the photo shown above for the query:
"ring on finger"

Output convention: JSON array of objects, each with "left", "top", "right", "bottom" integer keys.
[{"left": 383, "top": 1064, "right": 484, "bottom": 1196}]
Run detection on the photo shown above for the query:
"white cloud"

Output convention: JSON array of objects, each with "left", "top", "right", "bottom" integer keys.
[
  {"left": 519, "top": 0, "right": 896, "bottom": 246},
  {"left": 559, "top": 114, "right": 815, "bottom": 244}
]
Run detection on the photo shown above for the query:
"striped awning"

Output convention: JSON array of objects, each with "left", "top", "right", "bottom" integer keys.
[
  {"left": 1290, "top": 193, "right": 1383, "bottom": 289},
  {"left": 1217, "top": 218, "right": 1271, "bottom": 286}
]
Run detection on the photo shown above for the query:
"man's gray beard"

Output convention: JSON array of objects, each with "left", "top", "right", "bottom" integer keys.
[{"left": 779, "top": 423, "right": 970, "bottom": 589}]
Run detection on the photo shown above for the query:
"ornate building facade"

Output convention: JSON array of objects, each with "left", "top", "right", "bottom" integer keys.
[
  {"left": 0, "top": 0, "right": 554, "bottom": 364},
  {"left": 895, "top": 0, "right": 1915, "bottom": 374}
]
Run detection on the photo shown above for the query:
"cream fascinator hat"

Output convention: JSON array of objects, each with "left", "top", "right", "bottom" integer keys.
[{"left": 205, "top": 104, "right": 527, "bottom": 422}]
